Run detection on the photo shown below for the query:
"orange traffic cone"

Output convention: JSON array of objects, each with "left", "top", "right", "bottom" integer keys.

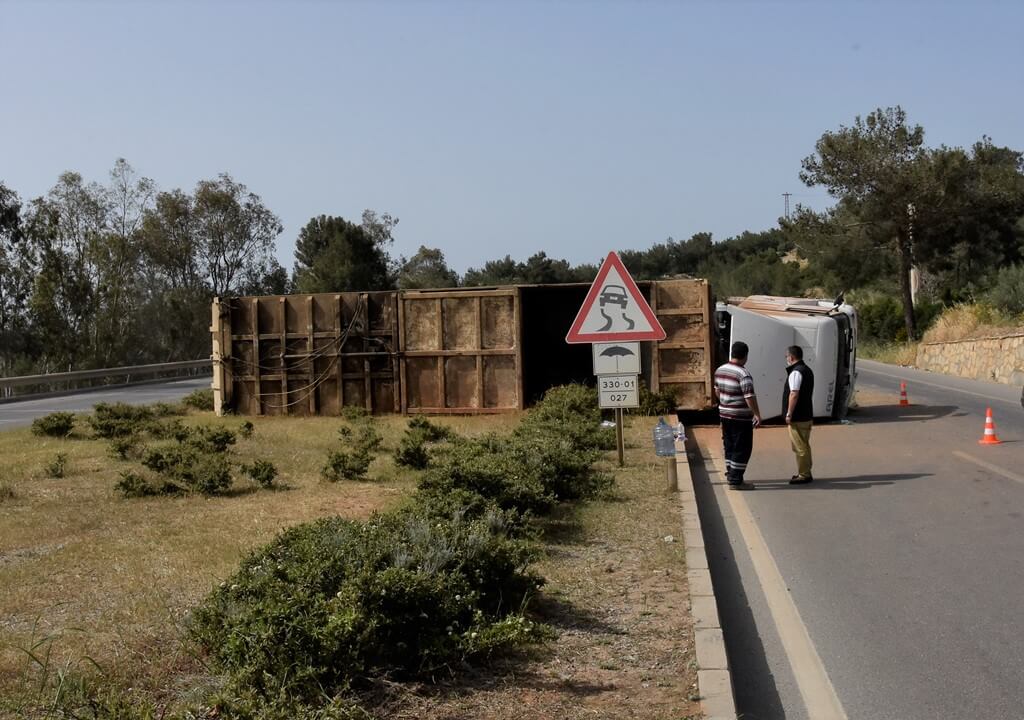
[
  {"left": 899, "top": 382, "right": 910, "bottom": 406},
  {"left": 978, "top": 407, "right": 1002, "bottom": 445}
]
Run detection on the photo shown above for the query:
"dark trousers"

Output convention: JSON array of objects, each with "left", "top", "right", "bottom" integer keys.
[{"left": 721, "top": 418, "right": 754, "bottom": 484}]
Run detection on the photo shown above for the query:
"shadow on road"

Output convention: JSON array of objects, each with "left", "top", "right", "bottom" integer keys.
[
  {"left": 750, "top": 472, "right": 933, "bottom": 491},
  {"left": 687, "top": 438, "right": 787, "bottom": 720},
  {"left": 847, "top": 404, "right": 957, "bottom": 424}
]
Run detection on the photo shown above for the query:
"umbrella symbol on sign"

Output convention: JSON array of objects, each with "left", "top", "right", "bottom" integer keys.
[{"left": 600, "top": 344, "right": 636, "bottom": 372}]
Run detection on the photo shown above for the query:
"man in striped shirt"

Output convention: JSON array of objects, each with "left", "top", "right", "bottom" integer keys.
[{"left": 713, "top": 341, "right": 762, "bottom": 490}]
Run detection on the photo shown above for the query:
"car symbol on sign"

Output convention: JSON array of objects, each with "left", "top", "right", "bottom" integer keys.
[{"left": 599, "top": 284, "right": 628, "bottom": 309}]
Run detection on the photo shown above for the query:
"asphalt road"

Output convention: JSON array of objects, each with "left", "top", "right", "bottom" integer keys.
[
  {"left": 692, "top": 360, "right": 1024, "bottom": 720},
  {"left": 0, "top": 377, "right": 211, "bottom": 431}
]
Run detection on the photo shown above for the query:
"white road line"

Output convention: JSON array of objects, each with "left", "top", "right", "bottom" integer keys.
[
  {"left": 952, "top": 451, "right": 1024, "bottom": 486},
  {"left": 859, "top": 366, "right": 1019, "bottom": 406},
  {"left": 709, "top": 453, "right": 848, "bottom": 720}
]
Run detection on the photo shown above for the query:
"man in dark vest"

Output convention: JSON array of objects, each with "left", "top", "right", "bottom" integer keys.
[{"left": 784, "top": 345, "right": 815, "bottom": 484}]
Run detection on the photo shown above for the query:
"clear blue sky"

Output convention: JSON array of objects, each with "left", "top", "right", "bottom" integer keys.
[{"left": 2, "top": 0, "right": 1022, "bottom": 274}]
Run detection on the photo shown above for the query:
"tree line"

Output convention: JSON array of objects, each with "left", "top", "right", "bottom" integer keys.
[{"left": 2, "top": 106, "right": 1023, "bottom": 376}]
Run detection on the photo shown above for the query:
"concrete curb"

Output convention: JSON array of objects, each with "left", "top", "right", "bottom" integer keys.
[{"left": 677, "top": 430, "right": 737, "bottom": 720}]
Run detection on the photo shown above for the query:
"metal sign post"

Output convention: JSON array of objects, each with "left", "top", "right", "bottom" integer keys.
[{"left": 566, "top": 252, "right": 667, "bottom": 469}]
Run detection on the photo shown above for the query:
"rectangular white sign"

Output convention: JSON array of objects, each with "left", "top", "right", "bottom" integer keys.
[
  {"left": 592, "top": 342, "right": 641, "bottom": 376},
  {"left": 598, "top": 374, "right": 640, "bottom": 409}
]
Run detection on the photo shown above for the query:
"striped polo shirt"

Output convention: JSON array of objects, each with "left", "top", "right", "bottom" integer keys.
[{"left": 714, "top": 361, "right": 755, "bottom": 420}]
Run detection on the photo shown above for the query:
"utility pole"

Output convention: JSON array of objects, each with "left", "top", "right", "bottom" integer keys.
[{"left": 782, "top": 192, "right": 792, "bottom": 220}]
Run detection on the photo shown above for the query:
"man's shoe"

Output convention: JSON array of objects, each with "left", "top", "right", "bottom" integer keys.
[
  {"left": 728, "top": 482, "right": 755, "bottom": 491},
  {"left": 789, "top": 475, "right": 813, "bottom": 485}
]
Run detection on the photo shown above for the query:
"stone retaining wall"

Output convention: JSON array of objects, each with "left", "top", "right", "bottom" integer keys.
[{"left": 916, "top": 332, "right": 1024, "bottom": 385}]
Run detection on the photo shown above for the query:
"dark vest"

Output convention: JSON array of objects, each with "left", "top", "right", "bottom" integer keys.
[{"left": 783, "top": 361, "right": 815, "bottom": 421}]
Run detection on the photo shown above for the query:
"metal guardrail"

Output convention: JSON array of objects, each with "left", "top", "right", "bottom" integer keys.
[{"left": 0, "top": 359, "right": 212, "bottom": 395}]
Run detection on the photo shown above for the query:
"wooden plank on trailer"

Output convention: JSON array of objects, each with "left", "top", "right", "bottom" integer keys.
[
  {"left": 362, "top": 293, "right": 372, "bottom": 411},
  {"left": 476, "top": 296, "right": 484, "bottom": 411},
  {"left": 251, "top": 297, "right": 262, "bottom": 415},
  {"left": 436, "top": 297, "right": 445, "bottom": 409},
  {"left": 336, "top": 294, "right": 344, "bottom": 411},
  {"left": 398, "top": 294, "right": 408, "bottom": 413},
  {"left": 279, "top": 297, "right": 288, "bottom": 415},
  {"left": 651, "top": 283, "right": 661, "bottom": 392},
  {"left": 211, "top": 298, "right": 223, "bottom": 415},
  {"left": 514, "top": 287, "right": 524, "bottom": 410},
  {"left": 306, "top": 296, "right": 316, "bottom": 415}
]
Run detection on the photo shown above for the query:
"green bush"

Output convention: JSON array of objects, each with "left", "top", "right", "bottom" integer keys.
[
  {"left": 190, "top": 510, "right": 546, "bottom": 703},
  {"left": 44, "top": 453, "right": 67, "bottom": 479},
  {"left": 239, "top": 420, "right": 255, "bottom": 439},
  {"left": 857, "top": 295, "right": 943, "bottom": 341},
  {"left": 149, "top": 401, "right": 186, "bottom": 417},
  {"left": 147, "top": 418, "right": 188, "bottom": 441},
  {"left": 186, "top": 425, "right": 237, "bottom": 453},
  {"left": 420, "top": 435, "right": 555, "bottom": 516},
  {"left": 183, "top": 388, "right": 215, "bottom": 411},
  {"left": 339, "top": 405, "right": 370, "bottom": 421},
  {"left": 31, "top": 411, "right": 75, "bottom": 438},
  {"left": 637, "top": 384, "right": 678, "bottom": 416},
  {"left": 407, "top": 415, "right": 455, "bottom": 441},
  {"left": 142, "top": 445, "right": 233, "bottom": 495},
  {"left": 109, "top": 435, "right": 144, "bottom": 461},
  {"left": 394, "top": 429, "right": 432, "bottom": 470},
  {"left": 242, "top": 459, "right": 279, "bottom": 489},
  {"left": 322, "top": 448, "right": 372, "bottom": 482},
  {"left": 986, "top": 264, "right": 1024, "bottom": 315},
  {"left": 88, "top": 403, "right": 155, "bottom": 439},
  {"left": 117, "top": 471, "right": 158, "bottom": 498},
  {"left": 519, "top": 384, "right": 615, "bottom": 452}
]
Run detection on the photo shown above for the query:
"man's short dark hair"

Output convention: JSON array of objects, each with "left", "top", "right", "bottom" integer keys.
[
  {"left": 787, "top": 345, "right": 803, "bottom": 360},
  {"left": 731, "top": 341, "right": 749, "bottom": 360}
]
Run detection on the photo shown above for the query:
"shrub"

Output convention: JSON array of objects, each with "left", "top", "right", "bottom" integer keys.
[
  {"left": 186, "top": 425, "right": 237, "bottom": 453},
  {"left": 242, "top": 459, "right": 279, "bottom": 488},
  {"left": 183, "top": 388, "right": 215, "bottom": 411},
  {"left": 519, "top": 384, "right": 615, "bottom": 453},
  {"left": 419, "top": 435, "right": 555, "bottom": 516},
  {"left": 637, "top": 384, "right": 678, "bottom": 416},
  {"left": 0, "top": 481, "right": 14, "bottom": 502},
  {"left": 239, "top": 420, "right": 255, "bottom": 439},
  {"left": 340, "top": 405, "right": 370, "bottom": 421},
  {"left": 147, "top": 418, "right": 188, "bottom": 441},
  {"left": 44, "top": 453, "right": 67, "bottom": 479},
  {"left": 31, "top": 412, "right": 75, "bottom": 438},
  {"left": 986, "top": 263, "right": 1024, "bottom": 316},
  {"left": 116, "top": 471, "right": 157, "bottom": 498},
  {"left": 142, "top": 445, "right": 233, "bottom": 495},
  {"left": 109, "top": 435, "right": 145, "bottom": 461},
  {"left": 322, "top": 448, "right": 372, "bottom": 482},
  {"left": 394, "top": 429, "right": 432, "bottom": 470},
  {"left": 190, "top": 510, "right": 546, "bottom": 704},
  {"left": 149, "top": 401, "right": 186, "bottom": 417},
  {"left": 88, "top": 403, "right": 155, "bottom": 439},
  {"left": 407, "top": 415, "right": 455, "bottom": 442},
  {"left": 352, "top": 423, "right": 383, "bottom": 455}
]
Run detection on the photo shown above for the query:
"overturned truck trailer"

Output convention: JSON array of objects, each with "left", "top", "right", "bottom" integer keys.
[{"left": 210, "top": 280, "right": 716, "bottom": 416}]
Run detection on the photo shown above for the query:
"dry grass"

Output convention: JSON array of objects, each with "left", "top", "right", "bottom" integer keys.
[
  {"left": 921, "top": 304, "right": 1024, "bottom": 344},
  {"left": 858, "top": 340, "right": 920, "bottom": 366},
  {"left": 0, "top": 409, "right": 697, "bottom": 719}
]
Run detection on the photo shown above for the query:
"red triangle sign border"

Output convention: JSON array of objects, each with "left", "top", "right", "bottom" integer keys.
[{"left": 565, "top": 251, "right": 667, "bottom": 343}]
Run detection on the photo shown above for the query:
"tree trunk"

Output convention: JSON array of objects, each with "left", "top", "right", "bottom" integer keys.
[{"left": 897, "top": 232, "right": 917, "bottom": 341}]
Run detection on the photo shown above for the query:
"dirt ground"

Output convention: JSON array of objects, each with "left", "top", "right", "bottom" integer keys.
[{"left": 0, "top": 409, "right": 699, "bottom": 719}]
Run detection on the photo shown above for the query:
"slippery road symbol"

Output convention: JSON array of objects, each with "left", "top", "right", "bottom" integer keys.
[{"left": 598, "top": 309, "right": 636, "bottom": 332}]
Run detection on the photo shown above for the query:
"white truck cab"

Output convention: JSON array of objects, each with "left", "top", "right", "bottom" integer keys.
[{"left": 716, "top": 295, "right": 857, "bottom": 420}]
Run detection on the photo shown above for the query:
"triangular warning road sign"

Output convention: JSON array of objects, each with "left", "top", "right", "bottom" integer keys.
[{"left": 566, "top": 251, "right": 666, "bottom": 343}]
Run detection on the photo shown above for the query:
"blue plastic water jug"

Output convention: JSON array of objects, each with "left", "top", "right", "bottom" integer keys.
[{"left": 653, "top": 417, "right": 676, "bottom": 457}]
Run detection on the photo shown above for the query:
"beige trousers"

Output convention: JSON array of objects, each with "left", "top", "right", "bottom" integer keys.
[{"left": 788, "top": 421, "right": 813, "bottom": 478}]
